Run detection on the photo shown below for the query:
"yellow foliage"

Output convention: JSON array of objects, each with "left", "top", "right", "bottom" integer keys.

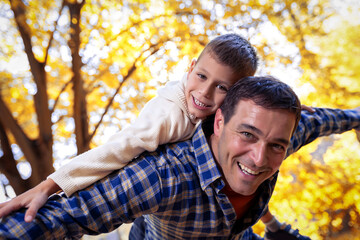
[{"left": 1, "top": 0, "right": 360, "bottom": 239}]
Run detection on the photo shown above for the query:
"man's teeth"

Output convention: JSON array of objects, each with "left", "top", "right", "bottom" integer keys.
[
  {"left": 238, "top": 163, "right": 260, "bottom": 176},
  {"left": 194, "top": 97, "right": 206, "bottom": 107}
]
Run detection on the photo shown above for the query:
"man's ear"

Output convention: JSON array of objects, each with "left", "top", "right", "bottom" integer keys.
[{"left": 214, "top": 108, "right": 224, "bottom": 136}]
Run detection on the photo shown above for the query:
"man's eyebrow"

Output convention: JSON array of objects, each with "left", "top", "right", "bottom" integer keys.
[
  {"left": 239, "top": 123, "right": 290, "bottom": 146},
  {"left": 240, "top": 123, "right": 262, "bottom": 135}
]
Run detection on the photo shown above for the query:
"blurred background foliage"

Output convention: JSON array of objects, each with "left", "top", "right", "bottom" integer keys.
[{"left": 0, "top": 0, "right": 359, "bottom": 239}]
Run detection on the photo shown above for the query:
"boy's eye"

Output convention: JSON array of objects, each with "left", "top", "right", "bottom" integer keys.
[
  {"left": 197, "top": 74, "right": 206, "bottom": 80},
  {"left": 216, "top": 84, "right": 228, "bottom": 92}
]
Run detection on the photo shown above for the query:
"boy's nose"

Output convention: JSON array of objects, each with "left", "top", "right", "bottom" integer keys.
[{"left": 200, "top": 83, "right": 213, "bottom": 99}]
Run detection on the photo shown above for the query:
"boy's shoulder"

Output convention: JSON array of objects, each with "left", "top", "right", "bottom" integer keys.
[{"left": 140, "top": 93, "right": 185, "bottom": 120}]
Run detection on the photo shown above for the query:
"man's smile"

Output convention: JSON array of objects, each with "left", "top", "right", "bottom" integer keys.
[{"left": 238, "top": 163, "right": 261, "bottom": 176}]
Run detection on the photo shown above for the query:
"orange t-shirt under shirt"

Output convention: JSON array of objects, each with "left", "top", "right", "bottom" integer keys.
[{"left": 221, "top": 184, "right": 257, "bottom": 220}]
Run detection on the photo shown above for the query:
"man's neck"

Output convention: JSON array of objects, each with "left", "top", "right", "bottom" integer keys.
[{"left": 221, "top": 183, "right": 257, "bottom": 220}]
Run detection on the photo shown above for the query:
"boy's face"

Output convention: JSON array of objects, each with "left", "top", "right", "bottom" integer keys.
[
  {"left": 185, "top": 52, "right": 243, "bottom": 119},
  {"left": 211, "top": 100, "right": 296, "bottom": 196}
]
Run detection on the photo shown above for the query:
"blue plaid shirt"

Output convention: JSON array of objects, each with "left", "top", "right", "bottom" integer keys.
[{"left": 0, "top": 108, "right": 359, "bottom": 240}]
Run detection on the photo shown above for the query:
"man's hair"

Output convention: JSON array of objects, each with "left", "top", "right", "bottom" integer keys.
[
  {"left": 197, "top": 33, "right": 258, "bottom": 78},
  {"left": 220, "top": 76, "right": 301, "bottom": 135}
]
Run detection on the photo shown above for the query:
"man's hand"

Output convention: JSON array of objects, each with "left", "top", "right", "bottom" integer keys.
[{"left": 0, "top": 178, "right": 61, "bottom": 222}]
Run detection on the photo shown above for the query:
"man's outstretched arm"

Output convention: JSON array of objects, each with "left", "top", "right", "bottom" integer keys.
[
  {"left": 287, "top": 107, "right": 360, "bottom": 157},
  {"left": 0, "top": 158, "right": 162, "bottom": 240}
]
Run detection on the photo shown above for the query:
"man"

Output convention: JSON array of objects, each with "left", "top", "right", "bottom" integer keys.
[{"left": 0, "top": 76, "right": 359, "bottom": 239}]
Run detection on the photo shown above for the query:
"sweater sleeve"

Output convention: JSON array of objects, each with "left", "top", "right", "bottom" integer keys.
[{"left": 49, "top": 93, "right": 196, "bottom": 196}]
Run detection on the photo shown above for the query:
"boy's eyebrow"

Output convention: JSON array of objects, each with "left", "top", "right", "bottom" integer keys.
[
  {"left": 197, "top": 67, "right": 232, "bottom": 85},
  {"left": 197, "top": 66, "right": 210, "bottom": 75},
  {"left": 239, "top": 123, "right": 290, "bottom": 146}
]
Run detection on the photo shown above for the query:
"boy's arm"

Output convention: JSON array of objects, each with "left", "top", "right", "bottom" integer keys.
[
  {"left": 51, "top": 94, "right": 194, "bottom": 197},
  {"left": 286, "top": 107, "right": 360, "bottom": 157},
  {"left": 0, "top": 79, "right": 193, "bottom": 222}
]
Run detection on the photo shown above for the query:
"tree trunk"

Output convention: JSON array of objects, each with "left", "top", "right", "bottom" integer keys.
[{"left": 67, "top": 0, "right": 90, "bottom": 155}]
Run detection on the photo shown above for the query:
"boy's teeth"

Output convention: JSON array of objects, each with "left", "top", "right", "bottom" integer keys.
[
  {"left": 238, "top": 163, "right": 260, "bottom": 176},
  {"left": 194, "top": 98, "right": 206, "bottom": 107}
]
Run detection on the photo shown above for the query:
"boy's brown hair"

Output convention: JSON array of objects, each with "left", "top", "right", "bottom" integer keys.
[{"left": 197, "top": 33, "right": 258, "bottom": 78}]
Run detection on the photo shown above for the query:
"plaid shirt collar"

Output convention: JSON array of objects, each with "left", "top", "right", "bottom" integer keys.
[{"left": 192, "top": 120, "right": 223, "bottom": 191}]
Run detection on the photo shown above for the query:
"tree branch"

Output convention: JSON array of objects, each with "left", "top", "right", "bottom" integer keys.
[
  {"left": 0, "top": 121, "right": 31, "bottom": 195},
  {"left": 10, "top": 0, "right": 53, "bottom": 154},
  {"left": 0, "top": 92, "right": 42, "bottom": 184},
  {"left": 44, "top": 0, "right": 66, "bottom": 64},
  {"left": 89, "top": 39, "right": 167, "bottom": 141},
  {"left": 66, "top": 0, "right": 89, "bottom": 154},
  {"left": 50, "top": 78, "right": 72, "bottom": 115}
]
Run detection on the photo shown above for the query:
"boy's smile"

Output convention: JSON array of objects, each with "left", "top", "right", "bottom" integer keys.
[{"left": 185, "top": 52, "right": 243, "bottom": 119}]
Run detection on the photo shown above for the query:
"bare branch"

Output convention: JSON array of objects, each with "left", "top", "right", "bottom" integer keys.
[
  {"left": 50, "top": 78, "right": 72, "bottom": 115},
  {"left": 10, "top": 0, "right": 53, "bottom": 152},
  {"left": 84, "top": 10, "right": 213, "bottom": 66},
  {"left": 44, "top": 0, "right": 66, "bottom": 64},
  {"left": 89, "top": 39, "right": 167, "bottom": 141},
  {"left": 0, "top": 121, "right": 31, "bottom": 195},
  {"left": 0, "top": 92, "right": 42, "bottom": 184},
  {"left": 67, "top": 0, "right": 89, "bottom": 154}
]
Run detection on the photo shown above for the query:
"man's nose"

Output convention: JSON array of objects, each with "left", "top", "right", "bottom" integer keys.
[{"left": 252, "top": 142, "right": 267, "bottom": 167}]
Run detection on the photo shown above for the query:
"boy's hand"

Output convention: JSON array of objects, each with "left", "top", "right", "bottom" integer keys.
[
  {"left": 0, "top": 178, "right": 60, "bottom": 222},
  {"left": 301, "top": 104, "right": 315, "bottom": 113}
]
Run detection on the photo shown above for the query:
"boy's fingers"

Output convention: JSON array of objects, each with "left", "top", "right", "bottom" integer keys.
[
  {"left": 24, "top": 210, "right": 35, "bottom": 222},
  {"left": 0, "top": 200, "right": 21, "bottom": 218},
  {"left": 301, "top": 104, "right": 315, "bottom": 113},
  {"left": 24, "top": 213, "right": 34, "bottom": 222},
  {"left": 24, "top": 203, "right": 40, "bottom": 222},
  {"left": 24, "top": 195, "right": 48, "bottom": 222}
]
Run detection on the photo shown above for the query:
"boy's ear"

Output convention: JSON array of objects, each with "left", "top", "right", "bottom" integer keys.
[
  {"left": 214, "top": 108, "right": 224, "bottom": 136},
  {"left": 187, "top": 59, "right": 197, "bottom": 73}
]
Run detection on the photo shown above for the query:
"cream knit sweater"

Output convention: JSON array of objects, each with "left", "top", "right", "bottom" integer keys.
[{"left": 49, "top": 74, "right": 201, "bottom": 196}]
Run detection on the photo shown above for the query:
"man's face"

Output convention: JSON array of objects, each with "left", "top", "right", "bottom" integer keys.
[
  {"left": 185, "top": 52, "right": 242, "bottom": 119},
  {"left": 211, "top": 99, "right": 296, "bottom": 196}
]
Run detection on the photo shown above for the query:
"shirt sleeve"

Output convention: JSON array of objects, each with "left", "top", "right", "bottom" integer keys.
[
  {"left": 49, "top": 90, "right": 195, "bottom": 197},
  {"left": 0, "top": 158, "right": 162, "bottom": 239},
  {"left": 286, "top": 107, "right": 360, "bottom": 157}
]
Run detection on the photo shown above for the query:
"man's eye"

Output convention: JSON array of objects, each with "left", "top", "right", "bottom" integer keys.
[
  {"left": 271, "top": 144, "right": 285, "bottom": 153},
  {"left": 241, "top": 132, "right": 254, "bottom": 139},
  {"left": 216, "top": 84, "right": 228, "bottom": 92}
]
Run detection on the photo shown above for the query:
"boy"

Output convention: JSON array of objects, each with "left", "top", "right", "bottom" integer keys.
[{"left": 0, "top": 34, "right": 315, "bottom": 239}]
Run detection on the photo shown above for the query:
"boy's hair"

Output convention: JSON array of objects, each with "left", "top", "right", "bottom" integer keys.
[
  {"left": 198, "top": 33, "right": 258, "bottom": 78},
  {"left": 220, "top": 76, "right": 301, "bottom": 135}
]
